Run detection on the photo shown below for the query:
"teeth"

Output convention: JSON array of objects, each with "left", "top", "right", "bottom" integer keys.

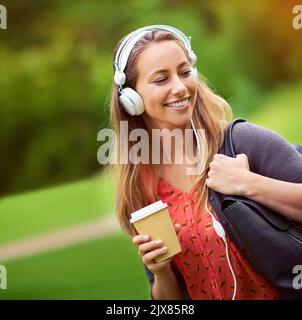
[{"left": 165, "top": 98, "right": 189, "bottom": 108}]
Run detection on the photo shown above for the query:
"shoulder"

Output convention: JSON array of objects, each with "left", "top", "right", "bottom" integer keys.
[
  {"left": 232, "top": 119, "right": 295, "bottom": 157},
  {"left": 231, "top": 119, "right": 302, "bottom": 181},
  {"left": 232, "top": 120, "right": 286, "bottom": 149},
  {"left": 229, "top": 120, "right": 259, "bottom": 173}
]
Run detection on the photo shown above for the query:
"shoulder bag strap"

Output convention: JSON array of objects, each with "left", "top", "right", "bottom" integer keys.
[{"left": 221, "top": 118, "right": 247, "bottom": 157}]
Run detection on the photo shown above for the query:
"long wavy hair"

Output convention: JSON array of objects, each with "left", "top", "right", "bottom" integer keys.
[{"left": 109, "top": 30, "right": 233, "bottom": 237}]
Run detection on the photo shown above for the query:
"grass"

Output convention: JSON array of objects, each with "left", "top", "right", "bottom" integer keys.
[
  {"left": 0, "top": 233, "right": 150, "bottom": 300},
  {"left": 0, "top": 171, "right": 115, "bottom": 244}
]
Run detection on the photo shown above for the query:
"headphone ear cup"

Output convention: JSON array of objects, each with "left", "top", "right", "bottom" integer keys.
[
  {"left": 191, "top": 67, "right": 198, "bottom": 81},
  {"left": 189, "top": 52, "right": 197, "bottom": 66},
  {"left": 119, "top": 87, "right": 145, "bottom": 116}
]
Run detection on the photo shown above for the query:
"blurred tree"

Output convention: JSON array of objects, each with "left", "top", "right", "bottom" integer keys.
[{"left": 0, "top": 0, "right": 301, "bottom": 196}]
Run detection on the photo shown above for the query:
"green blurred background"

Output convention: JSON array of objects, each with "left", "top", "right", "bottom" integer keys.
[{"left": 0, "top": 0, "right": 301, "bottom": 299}]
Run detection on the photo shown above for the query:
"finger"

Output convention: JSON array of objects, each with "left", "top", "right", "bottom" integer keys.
[
  {"left": 207, "top": 169, "right": 214, "bottom": 178},
  {"left": 142, "top": 246, "right": 168, "bottom": 264},
  {"left": 213, "top": 153, "right": 226, "bottom": 160},
  {"left": 206, "top": 178, "right": 212, "bottom": 187},
  {"left": 144, "top": 257, "right": 172, "bottom": 273},
  {"left": 236, "top": 153, "right": 247, "bottom": 160},
  {"left": 138, "top": 239, "right": 163, "bottom": 256},
  {"left": 236, "top": 153, "right": 250, "bottom": 168},
  {"left": 174, "top": 224, "right": 181, "bottom": 233},
  {"left": 132, "top": 234, "right": 149, "bottom": 245}
]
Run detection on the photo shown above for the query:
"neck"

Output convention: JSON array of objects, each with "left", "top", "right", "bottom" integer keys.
[{"left": 142, "top": 117, "right": 198, "bottom": 165}]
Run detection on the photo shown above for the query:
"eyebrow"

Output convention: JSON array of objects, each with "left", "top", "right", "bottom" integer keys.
[{"left": 148, "top": 61, "right": 190, "bottom": 78}]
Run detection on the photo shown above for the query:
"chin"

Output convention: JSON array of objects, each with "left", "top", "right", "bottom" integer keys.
[{"left": 169, "top": 116, "right": 192, "bottom": 129}]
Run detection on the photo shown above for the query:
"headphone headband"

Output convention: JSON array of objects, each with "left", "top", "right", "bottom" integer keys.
[{"left": 114, "top": 25, "right": 197, "bottom": 81}]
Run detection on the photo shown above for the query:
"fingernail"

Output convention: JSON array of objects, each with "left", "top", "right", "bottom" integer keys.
[
  {"left": 156, "top": 239, "right": 163, "bottom": 245},
  {"left": 161, "top": 247, "right": 167, "bottom": 252},
  {"left": 142, "top": 235, "right": 149, "bottom": 241}
]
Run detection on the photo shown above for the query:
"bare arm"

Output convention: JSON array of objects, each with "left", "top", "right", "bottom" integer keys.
[
  {"left": 152, "top": 264, "right": 183, "bottom": 300},
  {"left": 206, "top": 154, "right": 302, "bottom": 222},
  {"left": 243, "top": 172, "right": 302, "bottom": 222},
  {"left": 133, "top": 225, "right": 184, "bottom": 300}
]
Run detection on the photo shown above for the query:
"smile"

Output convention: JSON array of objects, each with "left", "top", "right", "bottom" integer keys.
[{"left": 164, "top": 98, "right": 190, "bottom": 109}]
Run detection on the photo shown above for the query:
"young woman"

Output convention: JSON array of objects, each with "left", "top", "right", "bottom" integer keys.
[{"left": 110, "top": 25, "right": 302, "bottom": 300}]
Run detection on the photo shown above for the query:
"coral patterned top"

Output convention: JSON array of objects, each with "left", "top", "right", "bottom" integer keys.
[{"left": 156, "top": 178, "right": 279, "bottom": 300}]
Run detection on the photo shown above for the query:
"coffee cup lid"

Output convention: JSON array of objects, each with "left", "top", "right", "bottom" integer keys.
[{"left": 130, "top": 200, "right": 168, "bottom": 223}]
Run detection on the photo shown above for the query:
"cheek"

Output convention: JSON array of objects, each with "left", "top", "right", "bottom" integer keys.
[
  {"left": 189, "top": 82, "right": 198, "bottom": 104},
  {"left": 189, "top": 79, "right": 198, "bottom": 95},
  {"left": 144, "top": 89, "right": 166, "bottom": 108}
]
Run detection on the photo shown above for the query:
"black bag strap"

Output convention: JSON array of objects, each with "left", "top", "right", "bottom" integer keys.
[{"left": 221, "top": 118, "right": 247, "bottom": 157}]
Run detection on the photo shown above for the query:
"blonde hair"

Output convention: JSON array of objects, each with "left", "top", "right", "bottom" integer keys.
[{"left": 109, "top": 30, "right": 233, "bottom": 237}]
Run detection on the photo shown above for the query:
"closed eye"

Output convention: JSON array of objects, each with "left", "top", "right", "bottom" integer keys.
[
  {"left": 154, "top": 70, "right": 192, "bottom": 84},
  {"left": 154, "top": 78, "right": 167, "bottom": 84},
  {"left": 182, "top": 70, "right": 192, "bottom": 76}
]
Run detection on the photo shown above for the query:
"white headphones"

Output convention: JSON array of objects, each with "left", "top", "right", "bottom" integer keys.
[
  {"left": 113, "top": 25, "right": 198, "bottom": 116},
  {"left": 205, "top": 203, "right": 237, "bottom": 300}
]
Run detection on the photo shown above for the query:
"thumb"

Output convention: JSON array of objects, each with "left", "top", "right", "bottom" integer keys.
[
  {"left": 174, "top": 223, "right": 181, "bottom": 233},
  {"left": 236, "top": 153, "right": 250, "bottom": 169},
  {"left": 236, "top": 153, "right": 248, "bottom": 161}
]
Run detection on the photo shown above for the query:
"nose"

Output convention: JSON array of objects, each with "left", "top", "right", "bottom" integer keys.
[{"left": 170, "top": 75, "right": 187, "bottom": 96}]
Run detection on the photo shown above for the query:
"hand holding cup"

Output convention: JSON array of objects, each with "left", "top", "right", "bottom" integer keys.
[{"left": 132, "top": 224, "right": 181, "bottom": 276}]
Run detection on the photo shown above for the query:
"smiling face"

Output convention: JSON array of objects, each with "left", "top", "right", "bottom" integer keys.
[{"left": 135, "top": 40, "right": 198, "bottom": 131}]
